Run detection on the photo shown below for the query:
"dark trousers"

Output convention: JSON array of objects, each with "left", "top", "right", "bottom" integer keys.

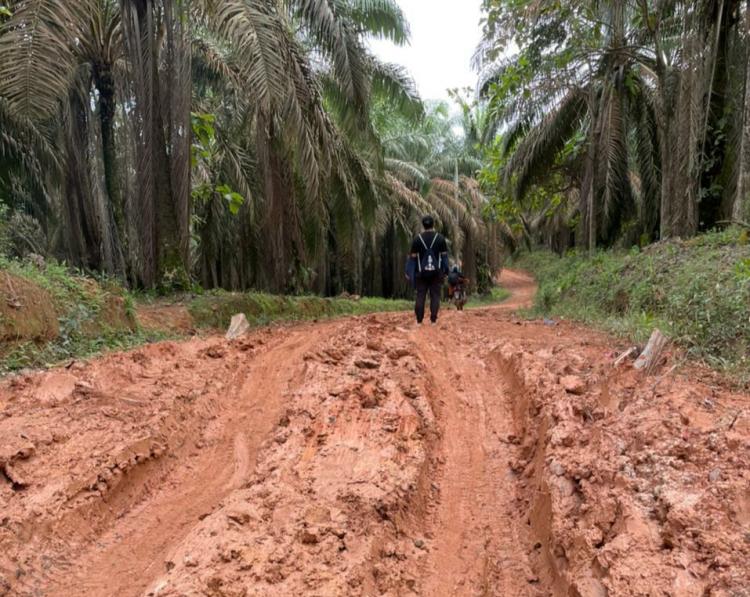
[{"left": 415, "top": 275, "right": 442, "bottom": 323}]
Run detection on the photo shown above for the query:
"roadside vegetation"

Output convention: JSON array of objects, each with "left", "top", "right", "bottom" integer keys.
[
  {"left": 516, "top": 228, "right": 750, "bottom": 383},
  {"left": 0, "top": 256, "right": 414, "bottom": 372},
  {"left": 477, "top": 1, "right": 750, "bottom": 253},
  {"left": 470, "top": 286, "right": 511, "bottom": 306},
  {"left": 0, "top": 1, "right": 500, "bottom": 299},
  {"left": 0, "top": 256, "right": 150, "bottom": 372},
  {"left": 182, "top": 292, "right": 411, "bottom": 330}
]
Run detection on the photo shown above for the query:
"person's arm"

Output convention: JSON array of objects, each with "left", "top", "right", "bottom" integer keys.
[
  {"left": 405, "top": 255, "right": 417, "bottom": 282},
  {"left": 406, "top": 237, "right": 419, "bottom": 283},
  {"left": 410, "top": 237, "right": 420, "bottom": 259}
]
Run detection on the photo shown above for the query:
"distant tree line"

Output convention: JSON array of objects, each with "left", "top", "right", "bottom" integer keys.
[{"left": 0, "top": 0, "right": 501, "bottom": 296}]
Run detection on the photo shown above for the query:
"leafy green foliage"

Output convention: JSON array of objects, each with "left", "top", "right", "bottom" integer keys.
[
  {"left": 517, "top": 229, "right": 750, "bottom": 382},
  {"left": 0, "top": 256, "right": 151, "bottom": 373},
  {"left": 191, "top": 112, "right": 245, "bottom": 215}
]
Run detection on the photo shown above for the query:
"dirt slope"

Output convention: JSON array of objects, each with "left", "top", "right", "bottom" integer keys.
[{"left": 1, "top": 271, "right": 748, "bottom": 596}]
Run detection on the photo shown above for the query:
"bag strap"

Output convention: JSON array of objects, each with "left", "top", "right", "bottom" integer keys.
[{"left": 418, "top": 233, "right": 439, "bottom": 251}]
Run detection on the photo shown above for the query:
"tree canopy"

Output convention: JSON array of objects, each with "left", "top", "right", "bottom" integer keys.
[
  {"left": 477, "top": 0, "right": 750, "bottom": 253},
  {"left": 0, "top": 0, "right": 499, "bottom": 296}
]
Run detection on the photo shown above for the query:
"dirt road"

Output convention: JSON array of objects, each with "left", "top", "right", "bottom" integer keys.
[{"left": 1, "top": 270, "right": 748, "bottom": 596}]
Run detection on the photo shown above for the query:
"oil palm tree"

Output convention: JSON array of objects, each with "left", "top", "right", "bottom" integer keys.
[
  {"left": 0, "top": 0, "right": 423, "bottom": 292},
  {"left": 478, "top": 0, "right": 744, "bottom": 250}
]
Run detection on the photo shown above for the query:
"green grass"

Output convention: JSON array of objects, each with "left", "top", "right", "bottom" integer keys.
[
  {"left": 0, "top": 255, "right": 115, "bottom": 312},
  {"left": 188, "top": 291, "right": 411, "bottom": 329},
  {"left": 0, "top": 256, "right": 148, "bottom": 373},
  {"left": 1, "top": 329, "right": 175, "bottom": 373},
  {"left": 514, "top": 228, "right": 750, "bottom": 383},
  {"left": 186, "top": 285, "right": 509, "bottom": 329},
  {"left": 469, "top": 286, "right": 511, "bottom": 306}
]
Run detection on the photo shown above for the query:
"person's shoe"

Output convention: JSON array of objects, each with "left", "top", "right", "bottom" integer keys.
[{"left": 430, "top": 319, "right": 437, "bottom": 325}]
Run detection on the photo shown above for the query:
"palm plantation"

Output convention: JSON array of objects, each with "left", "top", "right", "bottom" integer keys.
[
  {"left": 0, "top": 0, "right": 498, "bottom": 296},
  {"left": 478, "top": 0, "right": 750, "bottom": 252},
  {"left": 3, "top": 0, "right": 750, "bottom": 286}
]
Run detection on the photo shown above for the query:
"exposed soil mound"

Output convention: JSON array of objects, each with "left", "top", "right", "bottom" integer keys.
[
  {"left": 0, "top": 271, "right": 747, "bottom": 596},
  {"left": 0, "top": 264, "right": 136, "bottom": 370},
  {"left": 0, "top": 272, "right": 59, "bottom": 342}
]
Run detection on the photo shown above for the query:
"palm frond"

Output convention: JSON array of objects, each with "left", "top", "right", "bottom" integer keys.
[
  {"left": 369, "top": 59, "right": 423, "bottom": 119},
  {"left": 504, "top": 89, "right": 587, "bottom": 201},
  {"left": 343, "top": 0, "right": 409, "bottom": 44},
  {"left": 384, "top": 157, "right": 428, "bottom": 187},
  {"left": 0, "top": 0, "right": 93, "bottom": 119}
]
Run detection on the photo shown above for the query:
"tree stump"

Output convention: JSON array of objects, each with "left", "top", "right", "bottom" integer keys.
[{"left": 633, "top": 329, "right": 669, "bottom": 375}]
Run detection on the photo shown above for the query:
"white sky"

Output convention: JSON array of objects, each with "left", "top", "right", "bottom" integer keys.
[{"left": 369, "top": 0, "right": 484, "bottom": 102}]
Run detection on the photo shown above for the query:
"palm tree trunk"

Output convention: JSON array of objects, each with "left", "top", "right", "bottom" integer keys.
[
  {"left": 94, "top": 64, "right": 128, "bottom": 277},
  {"left": 63, "top": 90, "right": 102, "bottom": 270},
  {"left": 119, "top": 0, "right": 191, "bottom": 288},
  {"left": 734, "top": 0, "right": 750, "bottom": 221},
  {"left": 581, "top": 89, "right": 600, "bottom": 252}
]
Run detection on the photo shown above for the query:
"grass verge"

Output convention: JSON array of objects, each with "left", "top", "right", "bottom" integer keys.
[
  {"left": 186, "top": 292, "right": 411, "bottom": 329},
  {"left": 0, "top": 257, "right": 164, "bottom": 373},
  {"left": 469, "top": 286, "right": 511, "bottom": 306},
  {"left": 514, "top": 228, "right": 750, "bottom": 383}
]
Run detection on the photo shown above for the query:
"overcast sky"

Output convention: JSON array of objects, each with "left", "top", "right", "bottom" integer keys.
[{"left": 369, "top": 0, "right": 484, "bottom": 102}]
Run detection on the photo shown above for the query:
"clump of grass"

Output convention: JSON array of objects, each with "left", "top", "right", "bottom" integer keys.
[
  {"left": 188, "top": 291, "right": 411, "bottom": 329},
  {"left": 515, "top": 228, "right": 750, "bottom": 383},
  {"left": 470, "top": 286, "right": 511, "bottom": 306},
  {"left": 1, "top": 329, "right": 175, "bottom": 373},
  {"left": 0, "top": 256, "right": 144, "bottom": 373}
]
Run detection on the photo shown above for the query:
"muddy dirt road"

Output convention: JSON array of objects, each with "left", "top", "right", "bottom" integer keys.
[{"left": 1, "top": 270, "right": 748, "bottom": 596}]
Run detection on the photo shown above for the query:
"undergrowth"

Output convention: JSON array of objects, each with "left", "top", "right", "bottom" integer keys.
[
  {"left": 1, "top": 329, "right": 175, "bottom": 373},
  {"left": 187, "top": 292, "right": 412, "bottom": 329},
  {"left": 515, "top": 228, "right": 750, "bottom": 383},
  {"left": 471, "top": 286, "right": 511, "bottom": 305},
  {"left": 0, "top": 257, "right": 152, "bottom": 373}
]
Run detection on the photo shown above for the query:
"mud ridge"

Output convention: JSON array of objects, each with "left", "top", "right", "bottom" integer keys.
[
  {"left": 494, "top": 340, "right": 750, "bottom": 596},
  {"left": 143, "top": 319, "right": 444, "bottom": 596},
  {"left": 1, "top": 270, "right": 748, "bottom": 596}
]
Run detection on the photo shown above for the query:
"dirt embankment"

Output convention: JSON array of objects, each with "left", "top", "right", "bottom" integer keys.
[
  {"left": 0, "top": 270, "right": 748, "bottom": 596},
  {"left": 0, "top": 267, "right": 135, "bottom": 369},
  {"left": 0, "top": 272, "right": 60, "bottom": 343}
]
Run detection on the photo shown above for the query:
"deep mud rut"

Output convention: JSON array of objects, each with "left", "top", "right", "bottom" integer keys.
[{"left": 1, "top": 271, "right": 749, "bottom": 596}]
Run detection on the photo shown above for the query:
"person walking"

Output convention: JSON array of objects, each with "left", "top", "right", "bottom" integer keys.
[{"left": 406, "top": 215, "right": 449, "bottom": 324}]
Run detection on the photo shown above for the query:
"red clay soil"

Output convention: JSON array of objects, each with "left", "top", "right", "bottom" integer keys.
[
  {"left": 0, "top": 270, "right": 748, "bottom": 596},
  {"left": 137, "top": 303, "right": 196, "bottom": 335}
]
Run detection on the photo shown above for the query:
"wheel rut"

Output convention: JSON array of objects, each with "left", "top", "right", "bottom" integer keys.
[
  {"left": 413, "top": 322, "right": 539, "bottom": 596},
  {"left": 3, "top": 270, "right": 749, "bottom": 596}
]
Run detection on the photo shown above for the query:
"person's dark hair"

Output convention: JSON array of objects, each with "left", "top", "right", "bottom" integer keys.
[{"left": 421, "top": 215, "right": 435, "bottom": 230}]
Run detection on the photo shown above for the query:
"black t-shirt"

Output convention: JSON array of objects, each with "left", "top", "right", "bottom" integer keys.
[{"left": 410, "top": 231, "right": 448, "bottom": 258}]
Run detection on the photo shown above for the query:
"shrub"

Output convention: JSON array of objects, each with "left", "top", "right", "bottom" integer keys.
[{"left": 516, "top": 228, "right": 750, "bottom": 382}]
